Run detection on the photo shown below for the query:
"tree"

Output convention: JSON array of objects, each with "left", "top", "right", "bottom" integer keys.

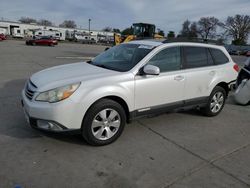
[
  {"left": 167, "top": 31, "right": 175, "bottom": 38},
  {"left": 197, "top": 17, "right": 219, "bottom": 39},
  {"left": 38, "top": 19, "right": 53, "bottom": 26},
  {"left": 220, "top": 14, "right": 250, "bottom": 45},
  {"left": 59, "top": 20, "right": 77, "bottom": 28},
  {"left": 121, "top": 27, "right": 133, "bottom": 35},
  {"left": 179, "top": 20, "right": 198, "bottom": 38},
  {"left": 180, "top": 20, "right": 191, "bottom": 37},
  {"left": 102, "top": 27, "right": 112, "bottom": 32},
  {"left": 157, "top": 28, "right": 165, "bottom": 36},
  {"left": 19, "top": 17, "right": 37, "bottom": 24},
  {"left": 113, "top": 28, "right": 121, "bottom": 33},
  {"left": 190, "top": 22, "right": 198, "bottom": 38}
]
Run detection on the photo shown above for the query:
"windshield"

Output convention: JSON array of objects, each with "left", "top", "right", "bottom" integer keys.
[{"left": 91, "top": 43, "right": 154, "bottom": 72}]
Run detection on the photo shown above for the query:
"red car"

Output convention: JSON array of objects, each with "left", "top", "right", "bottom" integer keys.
[
  {"left": 26, "top": 36, "right": 58, "bottom": 46},
  {"left": 0, "top": 34, "right": 7, "bottom": 40}
]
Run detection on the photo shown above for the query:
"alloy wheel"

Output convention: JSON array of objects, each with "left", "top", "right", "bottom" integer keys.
[
  {"left": 210, "top": 91, "right": 224, "bottom": 113},
  {"left": 91, "top": 108, "right": 121, "bottom": 140}
]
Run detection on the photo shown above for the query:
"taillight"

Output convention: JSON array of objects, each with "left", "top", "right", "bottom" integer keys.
[{"left": 233, "top": 64, "right": 240, "bottom": 72}]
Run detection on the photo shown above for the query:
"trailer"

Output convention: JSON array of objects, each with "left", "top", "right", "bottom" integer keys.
[
  {"left": 0, "top": 28, "right": 7, "bottom": 35},
  {"left": 12, "top": 28, "right": 24, "bottom": 38},
  {"left": 74, "top": 32, "right": 97, "bottom": 43},
  {"left": 34, "top": 29, "right": 65, "bottom": 40}
]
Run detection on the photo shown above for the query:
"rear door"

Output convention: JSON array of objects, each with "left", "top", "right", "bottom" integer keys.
[{"left": 182, "top": 46, "right": 216, "bottom": 101}]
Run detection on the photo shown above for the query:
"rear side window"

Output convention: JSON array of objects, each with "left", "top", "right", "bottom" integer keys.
[
  {"left": 184, "top": 47, "right": 211, "bottom": 68},
  {"left": 210, "top": 48, "right": 229, "bottom": 65},
  {"left": 148, "top": 47, "right": 181, "bottom": 72}
]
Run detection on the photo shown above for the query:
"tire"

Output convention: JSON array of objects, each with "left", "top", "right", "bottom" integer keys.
[
  {"left": 201, "top": 86, "right": 226, "bottom": 117},
  {"left": 82, "top": 99, "right": 126, "bottom": 146}
]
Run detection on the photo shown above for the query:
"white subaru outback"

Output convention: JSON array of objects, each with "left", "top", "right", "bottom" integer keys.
[{"left": 21, "top": 40, "right": 238, "bottom": 145}]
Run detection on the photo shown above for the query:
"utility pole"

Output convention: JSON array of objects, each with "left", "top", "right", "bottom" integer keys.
[{"left": 88, "top": 19, "right": 91, "bottom": 38}]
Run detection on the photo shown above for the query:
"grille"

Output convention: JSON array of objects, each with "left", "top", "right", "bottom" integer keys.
[{"left": 25, "top": 80, "right": 37, "bottom": 100}]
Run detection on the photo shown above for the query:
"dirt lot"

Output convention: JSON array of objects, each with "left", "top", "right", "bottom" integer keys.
[{"left": 0, "top": 40, "right": 250, "bottom": 188}]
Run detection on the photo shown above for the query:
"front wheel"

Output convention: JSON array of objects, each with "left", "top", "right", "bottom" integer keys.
[
  {"left": 201, "top": 86, "right": 226, "bottom": 117},
  {"left": 82, "top": 99, "right": 126, "bottom": 146}
]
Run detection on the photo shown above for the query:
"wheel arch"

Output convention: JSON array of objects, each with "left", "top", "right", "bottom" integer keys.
[
  {"left": 215, "top": 82, "right": 229, "bottom": 97},
  {"left": 81, "top": 95, "right": 131, "bottom": 128}
]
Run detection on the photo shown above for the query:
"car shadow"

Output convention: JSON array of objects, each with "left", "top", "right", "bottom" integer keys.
[{"left": 0, "top": 79, "right": 88, "bottom": 146}]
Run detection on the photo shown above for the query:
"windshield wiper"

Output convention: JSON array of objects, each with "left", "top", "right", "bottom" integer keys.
[
  {"left": 94, "top": 64, "right": 110, "bottom": 69},
  {"left": 92, "top": 64, "right": 120, "bottom": 71},
  {"left": 86, "top": 60, "right": 92, "bottom": 64}
]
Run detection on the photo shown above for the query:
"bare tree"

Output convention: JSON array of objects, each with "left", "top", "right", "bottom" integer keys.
[
  {"left": 179, "top": 20, "right": 198, "bottom": 38},
  {"left": 19, "top": 17, "right": 37, "bottom": 24},
  {"left": 113, "top": 28, "right": 121, "bottom": 33},
  {"left": 59, "top": 20, "right": 77, "bottom": 28},
  {"left": 157, "top": 28, "right": 165, "bottom": 37},
  {"left": 190, "top": 22, "right": 198, "bottom": 38},
  {"left": 102, "top": 27, "right": 112, "bottom": 32},
  {"left": 197, "top": 17, "right": 219, "bottom": 39},
  {"left": 38, "top": 19, "right": 53, "bottom": 26},
  {"left": 180, "top": 20, "right": 191, "bottom": 37},
  {"left": 167, "top": 31, "right": 175, "bottom": 39},
  {"left": 220, "top": 14, "right": 250, "bottom": 45}
]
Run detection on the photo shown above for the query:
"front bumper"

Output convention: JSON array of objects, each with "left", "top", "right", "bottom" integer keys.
[{"left": 21, "top": 90, "right": 83, "bottom": 132}]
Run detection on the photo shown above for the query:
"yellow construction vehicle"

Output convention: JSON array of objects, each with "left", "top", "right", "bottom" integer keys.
[{"left": 114, "top": 23, "right": 164, "bottom": 45}]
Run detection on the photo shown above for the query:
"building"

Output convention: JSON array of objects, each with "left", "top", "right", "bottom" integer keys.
[{"left": 0, "top": 20, "right": 114, "bottom": 41}]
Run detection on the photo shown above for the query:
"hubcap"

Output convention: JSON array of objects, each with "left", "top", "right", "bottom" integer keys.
[
  {"left": 91, "top": 108, "right": 121, "bottom": 140},
  {"left": 210, "top": 91, "right": 224, "bottom": 113}
]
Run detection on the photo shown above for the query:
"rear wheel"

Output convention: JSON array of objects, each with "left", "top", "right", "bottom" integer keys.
[
  {"left": 201, "top": 86, "right": 226, "bottom": 117},
  {"left": 82, "top": 99, "right": 126, "bottom": 146}
]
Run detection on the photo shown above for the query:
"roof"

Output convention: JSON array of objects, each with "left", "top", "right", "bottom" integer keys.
[
  {"left": 128, "top": 40, "right": 163, "bottom": 47},
  {"left": 127, "top": 39, "right": 225, "bottom": 49}
]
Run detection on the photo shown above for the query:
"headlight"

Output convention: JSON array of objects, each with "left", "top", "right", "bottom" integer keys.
[{"left": 36, "top": 83, "right": 80, "bottom": 103}]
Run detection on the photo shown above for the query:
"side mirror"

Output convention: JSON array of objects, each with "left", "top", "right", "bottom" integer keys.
[{"left": 143, "top": 65, "right": 160, "bottom": 75}]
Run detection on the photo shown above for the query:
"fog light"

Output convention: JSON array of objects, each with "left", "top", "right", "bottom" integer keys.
[{"left": 37, "top": 120, "right": 64, "bottom": 131}]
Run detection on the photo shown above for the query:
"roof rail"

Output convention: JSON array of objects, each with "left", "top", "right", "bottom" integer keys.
[{"left": 162, "top": 37, "right": 224, "bottom": 45}]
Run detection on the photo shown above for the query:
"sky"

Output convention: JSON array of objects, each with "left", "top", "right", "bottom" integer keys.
[{"left": 0, "top": 0, "right": 250, "bottom": 34}]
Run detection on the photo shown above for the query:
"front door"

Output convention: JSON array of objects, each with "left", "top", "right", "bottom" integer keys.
[{"left": 135, "top": 46, "right": 186, "bottom": 113}]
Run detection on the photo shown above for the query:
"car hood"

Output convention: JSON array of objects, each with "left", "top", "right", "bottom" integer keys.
[{"left": 30, "top": 62, "right": 119, "bottom": 91}]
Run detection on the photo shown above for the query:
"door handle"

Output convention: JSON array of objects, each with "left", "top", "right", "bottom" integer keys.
[{"left": 174, "top": 75, "right": 185, "bottom": 81}]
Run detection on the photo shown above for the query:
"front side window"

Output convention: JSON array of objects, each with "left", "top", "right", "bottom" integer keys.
[
  {"left": 91, "top": 44, "right": 154, "bottom": 72},
  {"left": 147, "top": 47, "right": 181, "bottom": 72}
]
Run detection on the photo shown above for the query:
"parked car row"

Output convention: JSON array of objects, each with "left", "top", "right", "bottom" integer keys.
[
  {"left": 26, "top": 36, "right": 58, "bottom": 46},
  {"left": 228, "top": 49, "right": 250, "bottom": 56}
]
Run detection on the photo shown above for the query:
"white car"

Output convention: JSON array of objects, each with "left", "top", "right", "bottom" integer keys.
[{"left": 21, "top": 40, "right": 238, "bottom": 145}]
